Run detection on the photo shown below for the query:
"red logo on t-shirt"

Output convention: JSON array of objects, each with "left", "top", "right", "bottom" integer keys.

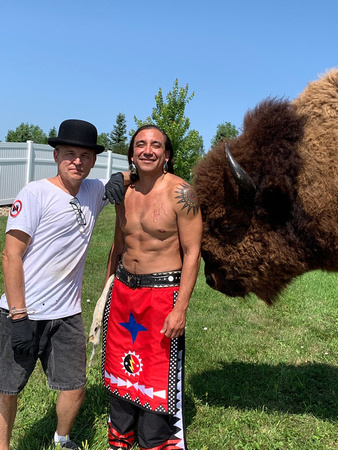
[{"left": 10, "top": 200, "right": 22, "bottom": 217}]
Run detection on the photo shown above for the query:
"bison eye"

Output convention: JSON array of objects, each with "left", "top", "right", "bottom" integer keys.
[
  {"left": 223, "top": 224, "right": 235, "bottom": 232},
  {"left": 212, "top": 218, "right": 235, "bottom": 235}
]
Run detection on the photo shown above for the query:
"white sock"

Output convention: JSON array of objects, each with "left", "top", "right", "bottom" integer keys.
[{"left": 54, "top": 432, "right": 70, "bottom": 444}]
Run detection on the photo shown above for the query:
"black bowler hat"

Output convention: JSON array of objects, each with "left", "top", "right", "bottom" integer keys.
[{"left": 48, "top": 119, "right": 105, "bottom": 154}]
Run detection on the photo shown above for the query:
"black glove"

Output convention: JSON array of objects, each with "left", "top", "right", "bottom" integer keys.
[
  {"left": 103, "top": 172, "right": 125, "bottom": 205},
  {"left": 11, "top": 316, "right": 35, "bottom": 356}
]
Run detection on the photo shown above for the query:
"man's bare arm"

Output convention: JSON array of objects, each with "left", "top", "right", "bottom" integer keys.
[
  {"left": 2, "top": 230, "right": 31, "bottom": 318},
  {"left": 160, "top": 183, "right": 202, "bottom": 338}
]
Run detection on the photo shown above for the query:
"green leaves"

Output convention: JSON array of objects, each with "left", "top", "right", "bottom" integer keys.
[
  {"left": 98, "top": 113, "right": 128, "bottom": 154},
  {"left": 110, "top": 113, "right": 128, "bottom": 155},
  {"left": 211, "top": 121, "right": 239, "bottom": 147},
  {"left": 6, "top": 122, "right": 49, "bottom": 144}
]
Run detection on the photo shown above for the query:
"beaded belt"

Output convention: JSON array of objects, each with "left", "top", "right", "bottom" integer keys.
[{"left": 116, "top": 263, "right": 181, "bottom": 289}]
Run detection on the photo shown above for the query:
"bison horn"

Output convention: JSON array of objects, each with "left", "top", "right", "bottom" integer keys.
[{"left": 225, "top": 143, "right": 256, "bottom": 201}]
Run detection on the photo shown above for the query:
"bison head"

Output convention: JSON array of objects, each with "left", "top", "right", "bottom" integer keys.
[{"left": 194, "top": 98, "right": 307, "bottom": 304}]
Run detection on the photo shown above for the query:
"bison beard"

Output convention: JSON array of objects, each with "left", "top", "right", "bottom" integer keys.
[{"left": 194, "top": 69, "right": 338, "bottom": 304}]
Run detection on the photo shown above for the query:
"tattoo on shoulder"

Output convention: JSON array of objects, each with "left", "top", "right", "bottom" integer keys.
[{"left": 174, "top": 183, "right": 199, "bottom": 216}]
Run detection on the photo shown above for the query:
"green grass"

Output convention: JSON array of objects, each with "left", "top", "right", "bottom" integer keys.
[{"left": 0, "top": 207, "right": 337, "bottom": 449}]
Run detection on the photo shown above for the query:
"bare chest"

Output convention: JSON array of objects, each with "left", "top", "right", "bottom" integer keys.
[{"left": 119, "top": 190, "right": 177, "bottom": 241}]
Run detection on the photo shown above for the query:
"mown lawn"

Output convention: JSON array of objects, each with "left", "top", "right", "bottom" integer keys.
[{"left": 0, "top": 207, "right": 337, "bottom": 449}]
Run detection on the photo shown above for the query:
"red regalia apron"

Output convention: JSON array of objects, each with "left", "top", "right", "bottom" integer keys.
[{"left": 102, "top": 277, "right": 184, "bottom": 416}]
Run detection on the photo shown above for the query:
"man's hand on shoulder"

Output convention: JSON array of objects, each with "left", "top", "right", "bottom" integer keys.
[{"left": 103, "top": 172, "right": 126, "bottom": 204}]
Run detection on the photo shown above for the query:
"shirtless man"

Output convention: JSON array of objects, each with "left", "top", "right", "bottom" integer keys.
[{"left": 102, "top": 125, "right": 202, "bottom": 450}]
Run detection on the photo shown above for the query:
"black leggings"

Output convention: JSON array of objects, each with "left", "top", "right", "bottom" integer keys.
[{"left": 108, "top": 394, "right": 186, "bottom": 449}]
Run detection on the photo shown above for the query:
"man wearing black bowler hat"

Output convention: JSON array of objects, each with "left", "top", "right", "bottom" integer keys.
[{"left": 0, "top": 119, "right": 128, "bottom": 449}]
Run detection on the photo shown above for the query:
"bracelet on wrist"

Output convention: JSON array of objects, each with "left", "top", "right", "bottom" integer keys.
[{"left": 7, "top": 307, "right": 28, "bottom": 318}]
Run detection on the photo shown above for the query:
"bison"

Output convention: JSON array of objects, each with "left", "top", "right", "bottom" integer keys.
[{"left": 194, "top": 69, "right": 338, "bottom": 304}]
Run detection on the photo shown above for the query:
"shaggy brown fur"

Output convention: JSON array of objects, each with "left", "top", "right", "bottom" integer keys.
[{"left": 194, "top": 69, "right": 338, "bottom": 303}]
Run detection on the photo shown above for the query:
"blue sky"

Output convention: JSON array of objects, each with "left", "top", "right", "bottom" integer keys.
[{"left": 1, "top": 0, "right": 337, "bottom": 150}]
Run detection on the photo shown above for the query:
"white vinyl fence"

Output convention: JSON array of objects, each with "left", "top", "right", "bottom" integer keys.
[{"left": 0, "top": 141, "right": 129, "bottom": 206}]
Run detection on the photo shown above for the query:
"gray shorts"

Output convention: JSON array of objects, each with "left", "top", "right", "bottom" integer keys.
[{"left": 0, "top": 308, "right": 86, "bottom": 395}]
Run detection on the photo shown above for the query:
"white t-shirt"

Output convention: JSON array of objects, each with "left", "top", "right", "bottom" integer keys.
[{"left": 0, "top": 178, "right": 109, "bottom": 320}]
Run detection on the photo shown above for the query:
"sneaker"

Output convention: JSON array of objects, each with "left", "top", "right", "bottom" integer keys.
[{"left": 57, "top": 441, "right": 80, "bottom": 449}]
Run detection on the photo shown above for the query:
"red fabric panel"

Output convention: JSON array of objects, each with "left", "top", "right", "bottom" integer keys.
[{"left": 104, "top": 279, "right": 178, "bottom": 412}]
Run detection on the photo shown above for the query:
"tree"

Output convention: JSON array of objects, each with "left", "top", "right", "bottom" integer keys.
[
  {"left": 97, "top": 132, "right": 111, "bottom": 150},
  {"left": 6, "top": 123, "right": 48, "bottom": 144},
  {"left": 133, "top": 79, "right": 204, "bottom": 181},
  {"left": 110, "top": 113, "right": 128, "bottom": 155},
  {"left": 48, "top": 127, "right": 57, "bottom": 139},
  {"left": 211, "top": 121, "right": 239, "bottom": 147}
]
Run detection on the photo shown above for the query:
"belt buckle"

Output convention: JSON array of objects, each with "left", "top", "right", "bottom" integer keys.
[{"left": 128, "top": 275, "right": 139, "bottom": 290}]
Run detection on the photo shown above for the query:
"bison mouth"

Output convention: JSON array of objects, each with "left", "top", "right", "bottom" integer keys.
[{"left": 204, "top": 266, "right": 247, "bottom": 298}]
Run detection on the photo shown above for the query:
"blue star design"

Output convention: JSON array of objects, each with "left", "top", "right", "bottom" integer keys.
[{"left": 119, "top": 311, "right": 147, "bottom": 344}]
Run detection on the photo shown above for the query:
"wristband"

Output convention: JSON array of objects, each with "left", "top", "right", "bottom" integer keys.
[
  {"left": 7, "top": 307, "right": 28, "bottom": 318},
  {"left": 7, "top": 307, "right": 34, "bottom": 318}
]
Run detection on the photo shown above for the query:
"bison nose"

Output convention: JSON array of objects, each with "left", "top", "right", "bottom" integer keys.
[{"left": 205, "top": 274, "right": 215, "bottom": 288}]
